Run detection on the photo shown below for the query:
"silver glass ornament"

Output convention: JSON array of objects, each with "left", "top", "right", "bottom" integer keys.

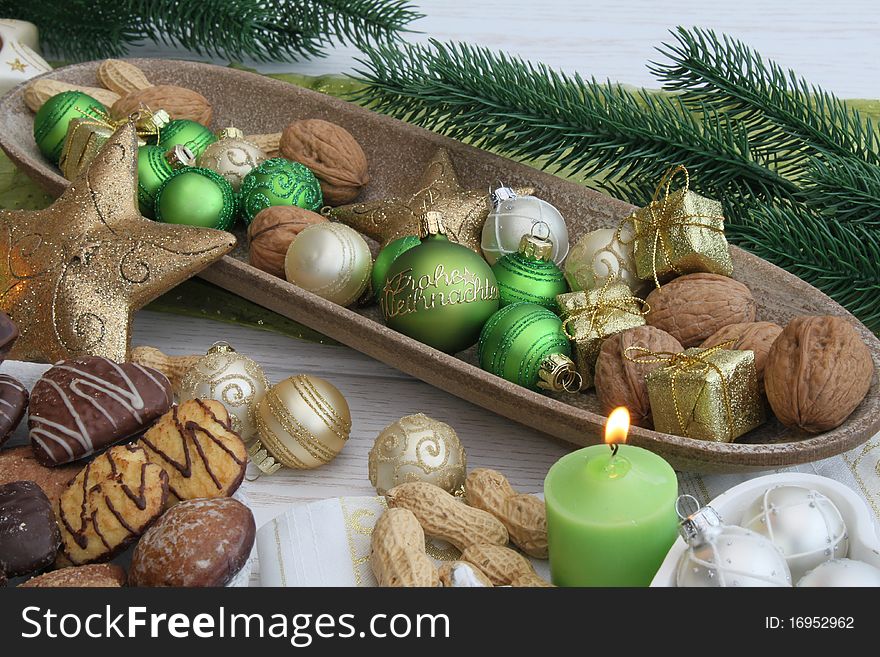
[
  {"left": 675, "top": 495, "right": 792, "bottom": 587},
  {"left": 797, "top": 558, "right": 880, "bottom": 587},
  {"left": 481, "top": 187, "right": 569, "bottom": 265},
  {"left": 741, "top": 485, "right": 848, "bottom": 581}
]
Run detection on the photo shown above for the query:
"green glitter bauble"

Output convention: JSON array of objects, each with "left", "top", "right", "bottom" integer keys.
[
  {"left": 238, "top": 158, "right": 323, "bottom": 224},
  {"left": 477, "top": 302, "right": 571, "bottom": 390},
  {"left": 371, "top": 235, "right": 420, "bottom": 300},
  {"left": 33, "top": 91, "right": 107, "bottom": 163},
  {"left": 492, "top": 251, "right": 568, "bottom": 311},
  {"left": 157, "top": 119, "right": 216, "bottom": 158},
  {"left": 154, "top": 167, "right": 236, "bottom": 230},
  {"left": 381, "top": 233, "right": 499, "bottom": 354},
  {"left": 137, "top": 145, "right": 174, "bottom": 218}
]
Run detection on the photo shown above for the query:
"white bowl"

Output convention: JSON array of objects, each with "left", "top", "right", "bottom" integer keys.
[{"left": 651, "top": 473, "right": 880, "bottom": 587}]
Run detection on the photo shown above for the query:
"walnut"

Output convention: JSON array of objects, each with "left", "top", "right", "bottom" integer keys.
[
  {"left": 247, "top": 206, "right": 326, "bottom": 278},
  {"left": 645, "top": 273, "right": 756, "bottom": 347},
  {"left": 110, "top": 85, "right": 213, "bottom": 125},
  {"left": 765, "top": 316, "right": 874, "bottom": 433},
  {"left": 280, "top": 119, "right": 369, "bottom": 205},
  {"left": 701, "top": 321, "right": 782, "bottom": 388},
  {"left": 594, "top": 325, "right": 684, "bottom": 428}
]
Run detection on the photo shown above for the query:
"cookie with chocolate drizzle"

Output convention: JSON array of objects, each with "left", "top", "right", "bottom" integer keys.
[
  {"left": 0, "top": 374, "right": 27, "bottom": 447},
  {"left": 56, "top": 444, "right": 168, "bottom": 565},
  {"left": 137, "top": 399, "right": 247, "bottom": 504},
  {"left": 28, "top": 356, "right": 173, "bottom": 467}
]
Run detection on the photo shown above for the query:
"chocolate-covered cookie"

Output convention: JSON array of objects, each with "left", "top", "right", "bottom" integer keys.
[
  {"left": 0, "top": 481, "right": 60, "bottom": 577},
  {"left": 0, "top": 375, "right": 28, "bottom": 447},
  {"left": 0, "top": 446, "right": 81, "bottom": 505},
  {"left": 138, "top": 399, "right": 247, "bottom": 504},
  {"left": 57, "top": 444, "right": 168, "bottom": 565},
  {"left": 0, "top": 311, "right": 19, "bottom": 362},
  {"left": 29, "top": 356, "right": 173, "bottom": 466},
  {"left": 20, "top": 564, "right": 126, "bottom": 588},
  {"left": 130, "top": 497, "right": 255, "bottom": 587}
]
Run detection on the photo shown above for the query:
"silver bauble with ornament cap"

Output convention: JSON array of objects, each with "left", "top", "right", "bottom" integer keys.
[
  {"left": 177, "top": 341, "right": 270, "bottom": 440},
  {"left": 675, "top": 495, "right": 791, "bottom": 587},
  {"left": 481, "top": 186, "right": 569, "bottom": 265}
]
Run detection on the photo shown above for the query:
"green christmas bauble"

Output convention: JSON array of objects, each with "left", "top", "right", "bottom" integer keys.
[
  {"left": 381, "top": 214, "right": 499, "bottom": 354},
  {"left": 492, "top": 233, "right": 568, "bottom": 311},
  {"left": 157, "top": 119, "right": 216, "bottom": 158},
  {"left": 33, "top": 91, "right": 107, "bottom": 163},
  {"left": 137, "top": 145, "right": 195, "bottom": 218},
  {"left": 477, "top": 302, "right": 573, "bottom": 391},
  {"left": 238, "top": 158, "right": 323, "bottom": 224},
  {"left": 371, "top": 235, "right": 420, "bottom": 300},
  {"left": 154, "top": 167, "right": 236, "bottom": 230}
]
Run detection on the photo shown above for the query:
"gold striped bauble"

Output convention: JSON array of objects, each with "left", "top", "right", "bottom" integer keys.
[{"left": 251, "top": 374, "right": 352, "bottom": 472}]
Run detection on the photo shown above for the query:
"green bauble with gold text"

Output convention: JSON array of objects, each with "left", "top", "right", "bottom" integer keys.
[
  {"left": 157, "top": 119, "right": 216, "bottom": 158},
  {"left": 372, "top": 235, "right": 420, "bottom": 301},
  {"left": 478, "top": 303, "right": 571, "bottom": 391},
  {"left": 381, "top": 223, "right": 499, "bottom": 354},
  {"left": 33, "top": 91, "right": 107, "bottom": 163},
  {"left": 154, "top": 167, "right": 236, "bottom": 230},
  {"left": 238, "top": 158, "right": 323, "bottom": 224}
]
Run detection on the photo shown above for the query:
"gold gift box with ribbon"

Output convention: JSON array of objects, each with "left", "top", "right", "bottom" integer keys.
[
  {"left": 638, "top": 345, "right": 765, "bottom": 442},
  {"left": 623, "top": 166, "right": 734, "bottom": 287},
  {"left": 557, "top": 280, "right": 647, "bottom": 388}
]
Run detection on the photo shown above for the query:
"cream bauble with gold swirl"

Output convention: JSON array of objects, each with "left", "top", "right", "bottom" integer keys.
[
  {"left": 368, "top": 413, "right": 466, "bottom": 495},
  {"left": 252, "top": 375, "right": 352, "bottom": 472},
  {"left": 197, "top": 127, "right": 267, "bottom": 191}
]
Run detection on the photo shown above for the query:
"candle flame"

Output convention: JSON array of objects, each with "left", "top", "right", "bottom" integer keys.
[{"left": 604, "top": 407, "right": 630, "bottom": 446}]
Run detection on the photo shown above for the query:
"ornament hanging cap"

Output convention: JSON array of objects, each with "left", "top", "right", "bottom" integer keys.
[
  {"left": 676, "top": 494, "right": 723, "bottom": 546},
  {"left": 217, "top": 126, "right": 244, "bottom": 140},
  {"left": 140, "top": 108, "right": 170, "bottom": 133},
  {"left": 490, "top": 184, "right": 518, "bottom": 209},
  {"left": 206, "top": 340, "right": 236, "bottom": 355},
  {"left": 165, "top": 144, "right": 196, "bottom": 170},
  {"left": 537, "top": 353, "right": 582, "bottom": 393},
  {"left": 420, "top": 211, "right": 446, "bottom": 238},
  {"left": 518, "top": 221, "right": 554, "bottom": 260},
  {"left": 246, "top": 439, "right": 283, "bottom": 477}
]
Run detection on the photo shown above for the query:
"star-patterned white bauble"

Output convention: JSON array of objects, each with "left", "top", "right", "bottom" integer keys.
[
  {"left": 177, "top": 342, "right": 270, "bottom": 439},
  {"left": 741, "top": 485, "right": 848, "bottom": 581},
  {"left": 481, "top": 187, "right": 569, "bottom": 265}
]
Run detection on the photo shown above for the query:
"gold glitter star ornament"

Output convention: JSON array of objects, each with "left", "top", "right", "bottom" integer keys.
[
  {"left": 329, "top": 148, "right": 532, "bottom": 253},
  {"left": 0, "top": 121, "right": 236, "bottom": 363}
]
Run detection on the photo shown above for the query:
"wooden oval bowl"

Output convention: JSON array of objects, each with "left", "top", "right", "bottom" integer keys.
[{"left": 1, "top": 59, "right": 877, "bottom": 472}]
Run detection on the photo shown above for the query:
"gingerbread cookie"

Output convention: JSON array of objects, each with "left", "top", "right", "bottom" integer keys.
[
  {"left": 20, "top": 564, "right": 126, "bottom": 588},
  {"left": 29, "top": 356, "right": 173, "bottom": 466},
  {"left": 130, "top": 497, "right": 255, "bottom": 587},
  {"left": 0, "top": 446, "right": 82, "bottom": 505},
  {"left": 0, "top": 481, "right": 60, "bottom": 577},
  {"left": 0, "top": 375, "right": 27, "bottom": 447},
  {"left": 137, "top": 399, "right": 247, "bottom": 504},
  {"left": 56, "top": 444, "right": 168, "bottom": 565}
]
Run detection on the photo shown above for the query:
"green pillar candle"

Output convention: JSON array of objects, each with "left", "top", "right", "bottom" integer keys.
[{"left": 544, "top": 413, "right": 679, "bottom": 587}]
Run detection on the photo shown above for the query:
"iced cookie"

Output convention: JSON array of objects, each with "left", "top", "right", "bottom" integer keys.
[
  {"left": 0, "top": 375, "right": 27, "bottom": 447},
  {"left": 20, "top": 563, "right": 126, "bottom": 588},
  {"left": 0, "top": 446, "right": 82, "bottom": 504},
  {"left": 56, "top": 444, "right": 168, "bottom": 565},
  {"left": 137, "top": 399, "right": 247, "bottom": 504},
  {"left": 29, "top": 356, "right": 172, "bottom": 466},
  {"left": 0, "top": 480, "right": 60, "bottom": 577},
  {"left": 129, "top": 497, "right": 255, "bottom": 587}
]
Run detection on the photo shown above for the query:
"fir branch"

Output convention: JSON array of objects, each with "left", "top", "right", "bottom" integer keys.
[
  {"left": 652, "top": 27, "right": 880, "bottom": 172},
  {"left": 725, "top": 202, "right": 880, "bottom": 332},
  {"left": 353, "top": 39, "right": 797, "bottom": 202},
  {"left": 801, "top": 154, "right": 880, "bottom": 227},
  {"left": 319, "top": 0, "right": 423, "bottom": 46}
]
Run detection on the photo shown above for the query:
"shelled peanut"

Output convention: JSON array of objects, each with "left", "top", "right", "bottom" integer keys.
[
  {"left": 370, "top": 508, "right": 439, "bottom": 587},
  {"left": 466, "top": 468, "right": 548, "bottom": 558},
  {"left": 461, "top": 544, "right": 552, "bottom": 587},
  {"left": 385, "top": 481, "right": 508, "bottom": 552}
]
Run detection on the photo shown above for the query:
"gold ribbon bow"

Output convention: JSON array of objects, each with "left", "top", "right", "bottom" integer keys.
[
  {"left": 624, "top": 341, "right": 736, "bottom": 441},
  {"left": 75, "top": 105, "right": 165, "bottom": 142},
  {"left": 619, "top": 165, "right": 725, "bottom": 289},
  {"left": 560, "top": 275, "right": 649, "bottom": 342}
]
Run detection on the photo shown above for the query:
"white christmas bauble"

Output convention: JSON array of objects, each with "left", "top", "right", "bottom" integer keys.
[
  {"left": 741, "top": 485, "right": 848, "bottom": 581},
  {"left": 285, "top": 222, "right": 372, "bottom": 306},
  {"left": 197, "top": 128, "right": 267, "bottom": 191},
  {"left": 676, "top": 524, "right": 791, "bottom": 587},
  {"left": 481, "top": 189, "right": 569, "bottom": 265},
  {"left": 177, "top": 342, "right": 270, "bottom": 440},
  {"left": 564, "top": 226, "right": 643, "bottom": 294},
  {"left": 797, "top": 558, "right": 880, "bottom": 587}
]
